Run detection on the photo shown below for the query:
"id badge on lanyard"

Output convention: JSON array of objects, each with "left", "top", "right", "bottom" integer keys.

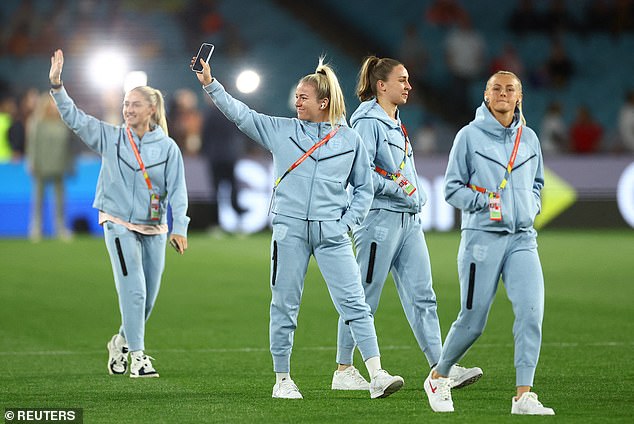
[
  {"left": 126, "top": 127, "right": 161, "bottom": 221},
  {"left": 470, "top": 126, "right": 523, "bottom": 222}
]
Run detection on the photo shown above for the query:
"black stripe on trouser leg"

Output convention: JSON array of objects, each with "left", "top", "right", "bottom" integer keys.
[
  {"left": 365, "top": 242, "right": 377, "bottom": 283},
  {"left": 271, "top": 240, "right": 278, "bottom": 286},
  {"left": 466, "top": 263, "right": 476, "bottom": 310},
  {"left": 114, "top": 237, "right": 128, "bottom": 277}
]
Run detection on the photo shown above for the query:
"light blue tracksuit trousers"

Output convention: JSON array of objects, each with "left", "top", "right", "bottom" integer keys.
[
  {"left": 436, "top": 229, "right": 544, "bottom": 387},
  {"left": 103, "top": 221, "right": 166, "bottom": 352},
  {"left": 270, "top": 214, "right": 380, "bottom": 373},
  {"left": 336, "top": 209, "right": 443, "bottom": 367}
]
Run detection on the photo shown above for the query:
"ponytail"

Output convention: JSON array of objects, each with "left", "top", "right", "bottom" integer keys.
[
  {"left": 299, "top": 57, "right": 346, "bottom": 127},
  {"left": 356, "top": 56, "right": 402, "bottom": 102},
  {"left": 129, "top": 86, "right": 169, "bottom": 135}
]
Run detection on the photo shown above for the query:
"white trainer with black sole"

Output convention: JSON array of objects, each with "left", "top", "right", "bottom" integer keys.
[
  {"left": 106, "top": 334, "right": 129, "bottom": 375},
  {"left": 448, "top": 364, "right": 483, "bottom": 389},
  {"left": 272, "top": 379, "right": 303, "bottom": 399},
  {"left": 130, "top": 352, "right": 159, "bottom": 378},
  {"left": 331, "top": 366, "right": 370, "bottom": 390},
  {"left": 511, "top": 392, "right": 555, "bottom": 415},
  {"left": 369, "top": 369, "right": 404, "bottom": 399}
]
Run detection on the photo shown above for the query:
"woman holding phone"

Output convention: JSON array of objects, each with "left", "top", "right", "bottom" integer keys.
[
  {"left": 192, "top": 55, "right": 404, "bottom": 400},
  {"left": 423, "top": 70, "right": 555, "bottom": 415},
  {"left": 49, "top": 49, "right": 190, "bottom": 378}
]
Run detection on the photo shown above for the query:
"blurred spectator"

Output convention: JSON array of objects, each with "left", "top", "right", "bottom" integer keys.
[
  {"left": 167, "top": 89, "right": 203, "bottom": 156},
  {"left": 544, "top": 38, "right": 575, "bottom": 89},
  {"left": 8, "top": 87, "right": 39, "bottom": 159},
  {"left": 582, "top": 0, "right": 614, "bottom": 33},
  {"left": 0, "top": 87, "right": 16, "bottom": 162},
  {"left": 200, "top": 100, "right": 247, "bottom": 233},
  {"left": 541, "top": 0, "right": 578, "bottom": 35},
  {"left": 398, "top": 23, "right": 428, "bottom": 104},
  {"left": 26, "top": 93, "right": 74, "bottom": 241},
  {"left": 617, "top": 90, "right": 634, "bottom": 152},
  {"left": 539, "top": 101, "right": 568, "bottom": 155},
  {"left": 181, "top": 0, "right": 224, "bottom": 46},
  {"left": 569, "top": 105, "right": 603, "bottom": 154},
  {"left": 489, "top": 43, "right": 525, "bottom": 78},
  {"left": 444, "top": 15, "right": 486, "bottom": 121},
  {"left": 507, "top": 0, "right": 544, "bottom": 34},
  {"left": 425, "top": 0, "right": 469, "bottom": 28}
]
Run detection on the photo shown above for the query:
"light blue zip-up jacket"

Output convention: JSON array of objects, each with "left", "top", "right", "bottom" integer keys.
[
  {"left": 51, "top": 88, "right": 190, "bottom": 236},
  {"left": 444, "top": 102, "right": 544, "bottom": 233},
  {"left": 203, "top": 79, "right": 373, "bottom": 233},
  {"left": 350, "top": 99, "right": 425, "bottom": 213}
]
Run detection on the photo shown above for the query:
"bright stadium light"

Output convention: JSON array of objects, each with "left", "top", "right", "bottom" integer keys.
[
  {"left": 88, "top": 50, "right": 128, "bottom": 90},
  {"left": 236, "top": 70, "right": 260, "bottom": 94},
  {"left": 124, "top": 71, "right": 148, "bottom": 92}
]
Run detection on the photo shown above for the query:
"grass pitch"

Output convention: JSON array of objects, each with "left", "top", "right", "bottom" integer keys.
[{"left": 1, "top": 229, "right": 633, "bottom": 423}]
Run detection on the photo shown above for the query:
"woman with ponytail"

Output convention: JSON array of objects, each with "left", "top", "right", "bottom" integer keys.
[
  {"left": 424, "top": 71, "right": 555, "bottom": 416},
  {"left": 193, "top": 55, "right": 404, "bottom": 400},
  {"left": 332, "top": 55, "right": 482, "bottom": 394},
  {"left": 49, "top": 49, "right": 190, "bottom": 379}
]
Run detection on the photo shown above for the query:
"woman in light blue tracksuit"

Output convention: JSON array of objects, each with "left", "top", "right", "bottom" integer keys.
[
  {"left": 332, "top": 56, "right": 481, "bottom": 392},
  {"left": 424, "top": 71, "right": 555, "bottom": 415},
  {"left": 49, "top": 49, "right": 190, "bottom": 379},
  {"left": 193, "top": 56, "right": 403, "bottom": 399}
]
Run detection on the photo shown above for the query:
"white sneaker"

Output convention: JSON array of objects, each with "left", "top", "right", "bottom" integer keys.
[
  {"left": 331, "top": 366, "right": 370, "bottom": 390},
  {"left": 130, "top": 352, "right": 159, "bottom": 378},
  {"left": 106, "top": 334, "right": 128, "bottom": 375},
  {"left": 369, "top": 369, "right": 404, "bottom": 399},
  {"left": 424, "top": 371, "right": 454, "bottom": 412},
  {"left": 448, "top": 364, "right": 483, "bottom": 389},
  {"left": 511, "top": 392, "right": 555, "bottom": 415},
  {"left": 272, "top": 379, "right": 303, "bottom": 399}
]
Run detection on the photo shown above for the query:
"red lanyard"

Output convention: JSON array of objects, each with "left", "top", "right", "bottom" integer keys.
[
  {"left": 374, "top": 123, "right": 410, "bottom": 178},
  {"left": 470, "top": 126, "right": 523, "bottom": 194},
  {"left": 125, "top": 127, "right": 154, "bottom": 192},
  {"left": 274, "top": 126, "right": 340, "bottom": 187}
]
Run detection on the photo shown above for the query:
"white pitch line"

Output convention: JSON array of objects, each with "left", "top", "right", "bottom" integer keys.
[{"left": 0, "top": 341, "right": 631, "bottom": 357}]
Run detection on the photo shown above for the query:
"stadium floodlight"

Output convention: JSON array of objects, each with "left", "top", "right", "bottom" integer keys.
[
  {"left": 124, "top": 71, "right": 148, "bottom": 93},
  {"left": 88, "top": 50, "right": 128, "bottom": 91},
  {"left": 236, "top": 70, "right": 260, "bottom": 94}
]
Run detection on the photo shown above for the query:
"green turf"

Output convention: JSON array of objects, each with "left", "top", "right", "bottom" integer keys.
[{"left": 1, "top": 229, "right": 633, "bottom": 423}]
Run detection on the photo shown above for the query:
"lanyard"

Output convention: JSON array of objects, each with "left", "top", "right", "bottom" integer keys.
[
  {"left": 470, "top": 126, "right": 523, "bottom": 194},
  {"left": 274, "top": 126, "right": 340, "bottom": 187},
  {"left": 374, "top": 123, "right": 410, "bottom": 179},
  {"left": 125, "top": 127, "right": 154, "bottom": 192}
]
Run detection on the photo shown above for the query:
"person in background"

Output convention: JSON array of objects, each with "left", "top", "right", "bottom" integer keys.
[
  {"left": 424, "top": 71, "right": 555, "bottom": 415},
  {"left": 193, "top": 54, "right": 404, "bottom": 400},
  {"left": 569, "top": 105, "right": 603, "bottom": 154},
  {"left": 617, "top": 90, "right": 634, "bottom": 152},
  {"left": 49, "top": 48, "right": 190, "bottom": 379},
  {"left": 26, "top": 92, "right": 73, "bottom": 241},
  {"left": 200, "top": 99, "right": 247, "bottom": 234},
  {"left": 539, "top": 101, "right": 568, "bottom": 155},
  {"left": 331, "top": 55, "right": 482, "bottom": 394}
]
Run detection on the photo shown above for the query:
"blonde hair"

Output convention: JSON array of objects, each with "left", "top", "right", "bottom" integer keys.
[
  {"left": 485, "top": 70, "right": 526, "bottom": 125},
  {"left": 298, "top": 57, "right": 346, "bottom": 127},
  {"left": 356, "top": 56, "right": 402, "bottom": 102},
  {"left": 130, "top": 86, "right": 169, "bottom": 135}
]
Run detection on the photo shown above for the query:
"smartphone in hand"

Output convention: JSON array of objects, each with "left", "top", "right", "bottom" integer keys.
[
  {"left": 191, "top": 43, "right": 214, "bottom": 73},
  {"left": 169, "top": 238, "right": 181, "bottom": 253}
]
